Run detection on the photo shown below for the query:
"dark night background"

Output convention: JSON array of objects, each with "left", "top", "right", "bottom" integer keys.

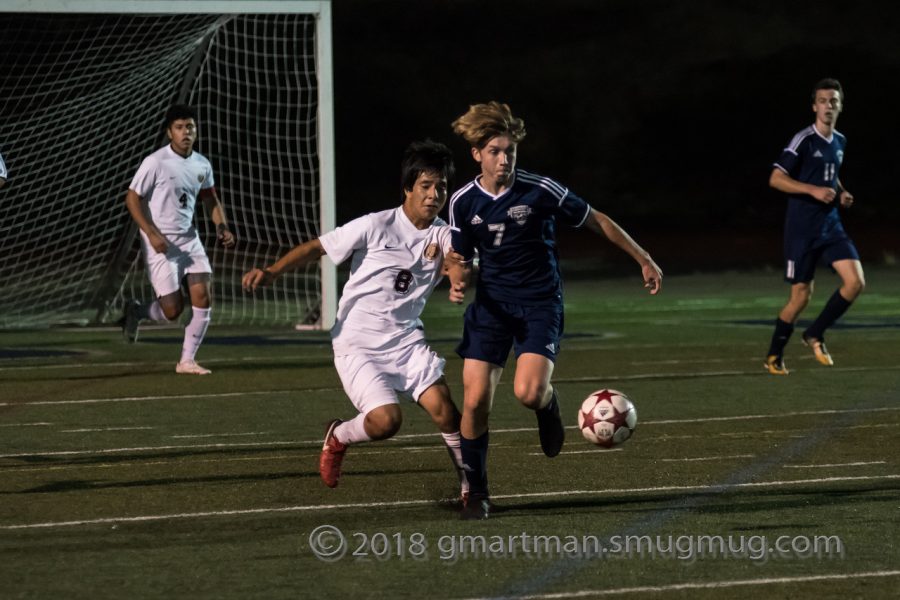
[{"left": 330, "top": 0, "right": 899, "bottom": 273}]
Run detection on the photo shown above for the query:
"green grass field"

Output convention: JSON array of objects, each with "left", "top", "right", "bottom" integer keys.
[{"left": 1, "top": 269, "right": 899, "bottom": 599}]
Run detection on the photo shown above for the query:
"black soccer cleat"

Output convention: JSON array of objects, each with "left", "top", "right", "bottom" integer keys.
[
  {"left": 119, "top": 299, "right": 141, "bottom": 343},
  {"left": 536, "top": 388, "right": 565, "bottom": 457}
]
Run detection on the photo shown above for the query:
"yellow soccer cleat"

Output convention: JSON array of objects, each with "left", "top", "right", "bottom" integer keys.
[
  {"left": 802, "top": 334, "right": 834, "bottom": 366},
  {"left": 764, "top": 355, "right": 789, "bottom": 375}
]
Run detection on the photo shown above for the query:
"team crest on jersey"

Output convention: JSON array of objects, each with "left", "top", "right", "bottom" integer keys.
[
  {"left": 507, "top": 205, "right": 532, "bottom": 226},
  {"left": 423, "top": 243, "right": 440, "bottom": 261},
  {"left": 198, "top": 174, "right": 205, "bottom": 183},
  {"left": 836, "top": 150, "right": 844, "bottom": 163}
]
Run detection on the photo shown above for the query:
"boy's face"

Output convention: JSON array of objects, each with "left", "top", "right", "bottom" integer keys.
[
  {"left": 403, "top": 169, "right": 448, "bottom": 224},
  {"left": 167, "top": 118, "right": 198, "bottom": 156},
  {"left": 812, "top": 89, "right": 842, "bottom": 126},
  {"left": 473, "top": 134, "right": 516, "bottom": 187}
]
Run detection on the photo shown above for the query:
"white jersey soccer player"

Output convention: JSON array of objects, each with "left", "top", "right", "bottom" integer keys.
[
  {"left": 129, "top": 143, "right": 216, "bottom": 296},
  {"left": 123, "top": 105, "right": 235, "bottom": 375},
  {"left": 242, "top": 140, "right": 470, "bottom": 503}
]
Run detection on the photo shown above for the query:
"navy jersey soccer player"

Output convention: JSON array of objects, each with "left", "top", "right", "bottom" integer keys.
[
  {"left": 774, "top": 125, "right": 855, "bottom": 281},
  {"left": 764, "top": 79, "right": 865, "bottom": 375},
  {"left": 446, "top": 102, "right": 662, "bottom": 519},
  {"left": 449, "top": 169, "right": 591, "bottom": 306}
]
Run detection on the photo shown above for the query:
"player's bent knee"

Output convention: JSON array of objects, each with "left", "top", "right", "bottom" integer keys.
[
  {"left": 515, "top": 384, "right": 549, "bottom": 410},
  {"left": 364, "top": 405, "right": 403, "bottom": 440}
]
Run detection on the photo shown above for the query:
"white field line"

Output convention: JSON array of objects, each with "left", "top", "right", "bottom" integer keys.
[
  {"left": 170, "top": 432, "right": 272, "bottom": 439},
  {"left": 527, "top": 448, "right": 623, "bottom": 456},
  {"left": 2, "top": 404, "right": 897, "bottom": 432},
  {"left": 455, "top": 570, "right": 900, "bottom": 600},
  {"left": 0, "top": 389, "right": 317, "bottom": 407},
  {"left": 659, "top": 454, "right": 756, "bottom": 462},
  {"left": 61, "top": 427, "right": 155, "bottom": 433},
  {"left": 2, "top": 474, "right": 898, "bottom": 531},
  {"left": 784, "top": 461, "right": 887, "bottom": 469},
  {"left": 1, "top": 406, "right": 897, "bottom": 460}
]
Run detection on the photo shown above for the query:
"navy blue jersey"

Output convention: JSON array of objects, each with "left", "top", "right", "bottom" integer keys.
[
  {"left": 773, "top": 125, "right": 848, "bottom": 245},
  {"left": 449, "top": 169, "right": 591, "bottom": 305}
]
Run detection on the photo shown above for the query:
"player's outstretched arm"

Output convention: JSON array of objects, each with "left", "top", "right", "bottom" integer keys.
[
  {"left": 585, "top": 209, "right": 662, "bottom": 295},
  {"left": 242, "top": 238, "right": 326, "bottom": 291},
  {"left": 125, "top": 189, "right": 169, "bottom": 253}
]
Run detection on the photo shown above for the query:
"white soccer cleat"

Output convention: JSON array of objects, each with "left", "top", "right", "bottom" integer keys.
[{"left": 175, "top": 360, "right": 212, "bottom": 375}]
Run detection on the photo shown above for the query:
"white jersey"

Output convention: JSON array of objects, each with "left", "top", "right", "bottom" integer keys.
[
  {"left": 0, "top": 151, "right": 7, "bottom": 179},
  {"left": 129, "top": 144, "right": 215, "bottom": 236},
  {"left": 320, "top": 207, "right": 452, "bottom": 355}
]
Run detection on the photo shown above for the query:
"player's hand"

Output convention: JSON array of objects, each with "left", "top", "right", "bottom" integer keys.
[
  {"left": 242, "top": 267, "right": 275, "bottom": 291},
  {"left": 149, "top": 233, "right": 169, "bottom": 254},
  {"left": 641, "top": 259, "right": 663, "bottom": 295},
  {"left": 811, "top": 186, "right": 837, "bottom": 204},
  {"left": 217, "top": 224, "right": 236, "bottom": 248},
  {"left": 448, "top": 281, "right": 467, "bottom": 304},
  {"left": 839, "top": 190, "right": 854, "bottom": 208}
]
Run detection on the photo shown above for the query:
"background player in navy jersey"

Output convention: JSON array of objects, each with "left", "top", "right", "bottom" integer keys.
[
  {"left": 447, "top": 101, "right": 663, "bottom": 519},
  {"left": 765, "top": 79, "right": 864, "bottom": 375}
]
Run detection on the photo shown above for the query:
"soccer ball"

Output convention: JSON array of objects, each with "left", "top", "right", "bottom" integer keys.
[{"left": 578, "top": 389, "right": 637, "bottom": 448}]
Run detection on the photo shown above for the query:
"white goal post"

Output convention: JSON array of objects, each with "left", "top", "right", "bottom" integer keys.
[{"left": 0, "top": 0, "right": 337, "bottom": 329}]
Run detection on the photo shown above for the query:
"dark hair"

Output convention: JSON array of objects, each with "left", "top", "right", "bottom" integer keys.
[
  {"left": 400, "top": 140, "right": 455, "bottom": 196},
  {"left": 162, "top": 104, "right": 198, "bottom": 130},
  {"left": 812, "top": 78, "right": 843, "bottom": 102}
]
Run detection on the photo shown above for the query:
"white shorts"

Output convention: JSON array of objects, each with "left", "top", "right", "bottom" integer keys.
[
  {"left": 141, "top": 232, "right": 212, "bottom": 297},
  {"left": 333, "top": 341, "right": 446, "bottom": 416}
]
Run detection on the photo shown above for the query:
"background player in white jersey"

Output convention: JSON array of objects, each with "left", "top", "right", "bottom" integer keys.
[
  {"left": 122, "top": 105, "right": 235, "bottom": 375},
  {"left": 764, "top": 79, "right": 863, "bottom": 375},
  {"left": 242, "top": 140, "right": 470, "bottom": 499},
  {"left": 447, "top": 102, "right": 663, "bottom": 519},
  {"left": 0, "top": 150, "right": 7, "bottom": 189}
]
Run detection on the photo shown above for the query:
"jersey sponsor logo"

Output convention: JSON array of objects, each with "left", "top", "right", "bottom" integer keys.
[
  {"left": 507, "top": 205, "right": 532, "bottom": 226},
  {"left": 813, "top": 150, "right": 823, "bottom": 158},
  {"left": 545, "top": 343, "right": 556, "bottom": 353},
  {"left": 470, "top": 214, "right": 483, "bottom": 225},
  {"left": 423, "top": 242, "right": 440, "bottom": 261}
]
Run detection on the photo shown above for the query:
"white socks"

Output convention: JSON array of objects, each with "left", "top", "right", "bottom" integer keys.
[
  {"left": 441, "top": 431, "right": 469, "bottom": 495},
  {"left": 144, "top": 300, "right": 168, "bottom": 322},
  {"left": 334, "top": 413, "right": 372, "bottom": 445},
  {"left": 180, "top": 306, "right": 211, "bottom": 363}
]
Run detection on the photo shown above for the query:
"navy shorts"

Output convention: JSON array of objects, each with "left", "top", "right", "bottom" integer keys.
[
  {"left": 784, "top": 236, "right": 860, "bottom": 284},
  {"left": 456, "top": 296, "right": 564, "bottom": 368}
]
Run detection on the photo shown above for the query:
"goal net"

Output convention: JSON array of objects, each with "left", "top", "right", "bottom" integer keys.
[{"left": 0, "top": 1, "right": 336, "bottom": 329}]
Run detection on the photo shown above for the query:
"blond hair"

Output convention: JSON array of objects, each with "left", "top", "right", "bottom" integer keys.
[{"left": 451, "top": 101, "right": 526, "bottom": 149}]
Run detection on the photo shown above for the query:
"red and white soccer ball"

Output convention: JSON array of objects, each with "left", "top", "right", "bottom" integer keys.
[{"left": 578, "top": 389, "right": 637, "bottom": 448}]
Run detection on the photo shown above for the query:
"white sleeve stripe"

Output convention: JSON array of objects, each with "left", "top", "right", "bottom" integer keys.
[
  {"left": 772, "top": 163, "right": 789, "bottom": 173},
  {"left": 785, "top": 127, "right": 815, "bottom": 153},
  {"left": 518, "top": 170, "right": 567, "bottom": 200},
  {"left": 575, "top": 204, "right": 591, "bottom": 227},
  {"left": 449, "top": 226, "right": 460, "bottom": 232},
  {"left": 448, "top": 181, "right": 475, "bottom": 229}
]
